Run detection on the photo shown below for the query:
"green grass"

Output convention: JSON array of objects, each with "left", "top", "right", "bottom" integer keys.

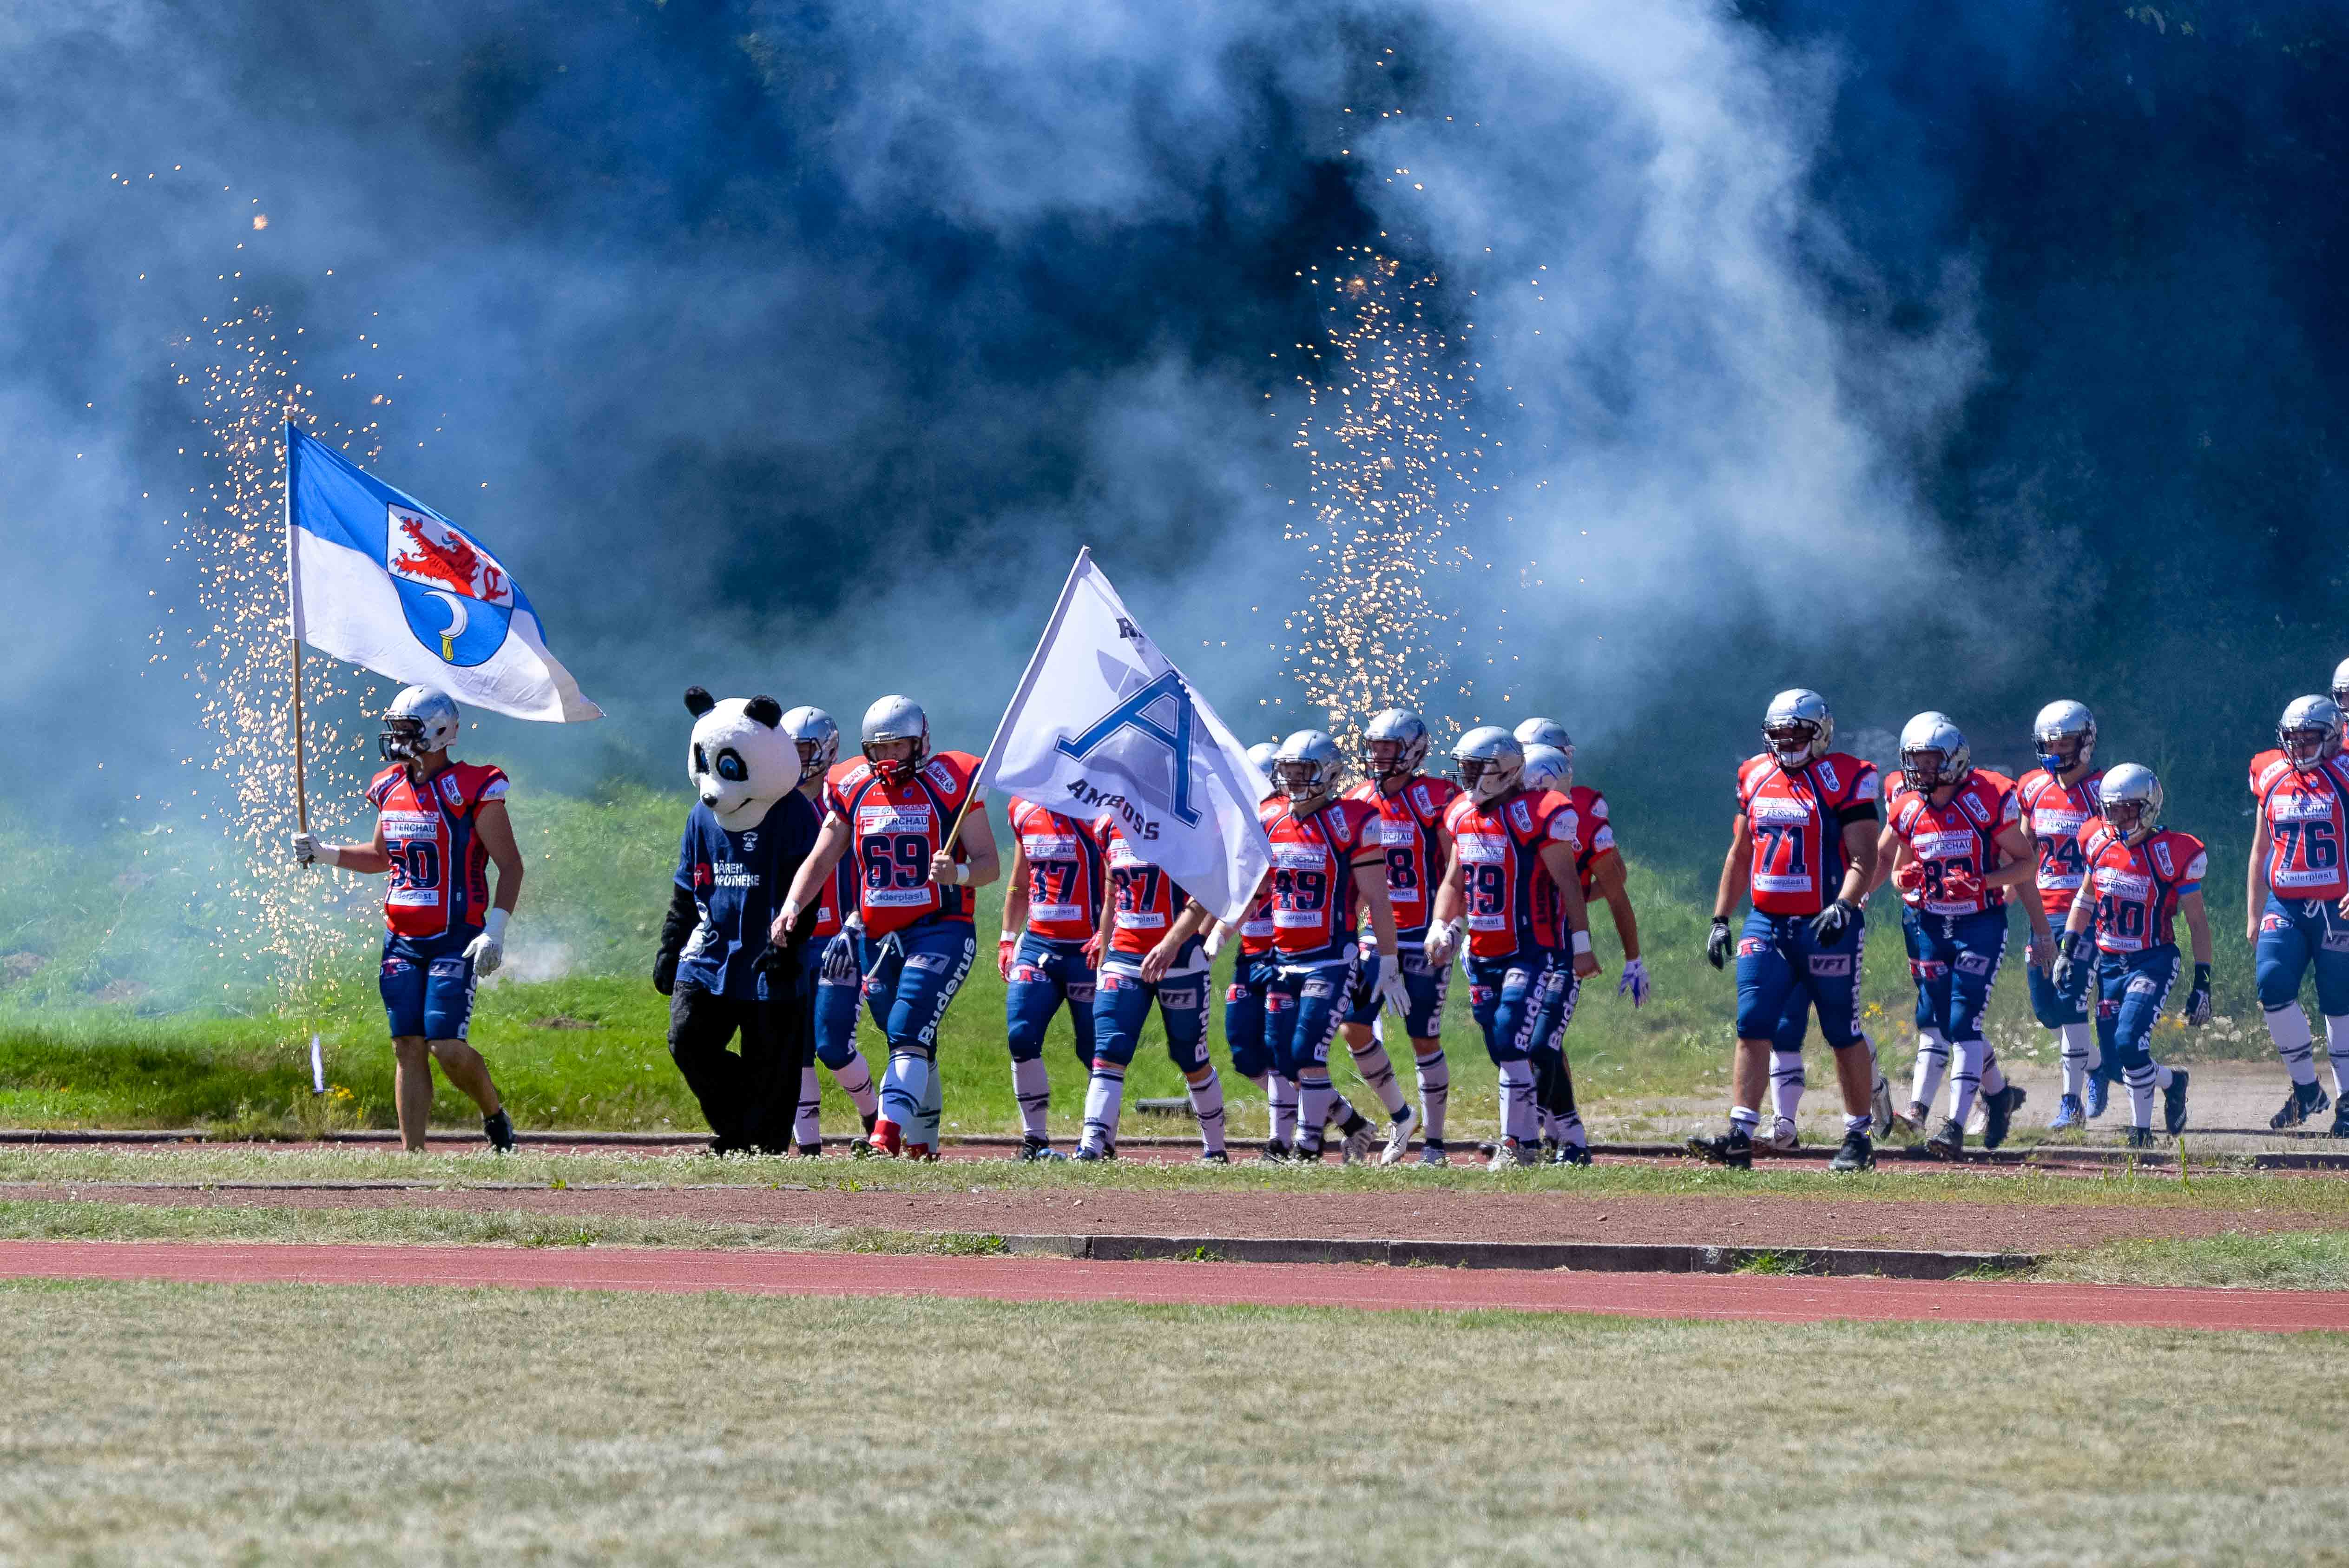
[
  {"left": 0, "top": 784, "right": 2305, "bottom": 1135},
  {"left": 2040, "top": 1230, "right": 2349, "bottom": 1291},
  {"left": 7, "top": 1145, "right": 2349, "bottom": 1219},
  {"left": 3, "top": 1280, "right": 2345, "bottom": 1564}
]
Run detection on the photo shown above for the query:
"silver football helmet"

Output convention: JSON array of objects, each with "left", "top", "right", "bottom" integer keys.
[
  {"left": 2099, "top": 762, "right": 2163, "bottom": 843},
  {"left": 1245, "top": 741, "right": 1281, "bottom": 800},
  {"left": 2033, "top": 699, "right": 2097, "bottom": 775},
  {"left": 381, "top": 685, "right": 461, "bottom": 761},
  {"left": 1273, "top": 729, "right": 1344, "bottom": 808},
  {"left": 1452, "top": 726, "right": 1525, "bottom": 805},
  {"left": 1363, "top": 708, "right": 1430, "bottom": 782},
  {"left": 2333, "top": 659, "right": 2349, "bottom": 712},
  {"left": 860, "top": 694, "right": 928, "bottom": 782},
  {"left": 1520, "top": 743, "right": 1573, "bottom": 793},
  {"left": 1514, "top": 716, "right": 1572, "bottom": 753},
  {"left": 2278, "top": 695, "right": 2344, "bottom": 772},
  {"left": 1762, "top": 689, "right": 1834, "bottom": 767},
  {"left": 1898, "top": 712, "right": 1972, "bottom": 794},
  {"left": 780, "top": 705, "right": 839, "bottom": 784}
]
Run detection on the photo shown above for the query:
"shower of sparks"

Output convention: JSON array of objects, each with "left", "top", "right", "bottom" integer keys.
[
  {"left": 152, "top": 282, "right": 388, "bottom": 1008},
  {"left": 1281, "top": 247, "right": 1499, "bottom": 756}
]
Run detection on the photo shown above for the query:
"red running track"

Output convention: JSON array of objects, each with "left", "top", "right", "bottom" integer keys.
[{"left": 4, "top": 1240, "right": 2348, "bottom": 1331}]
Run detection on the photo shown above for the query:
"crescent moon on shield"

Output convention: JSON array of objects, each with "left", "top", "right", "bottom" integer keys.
[{"left": 423, "top": 590, "right": 470, "bottom": 658}]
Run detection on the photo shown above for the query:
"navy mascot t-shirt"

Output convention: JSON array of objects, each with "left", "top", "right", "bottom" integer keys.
[{"left": 672, "top": 791, "right": 820, "bottom": 998}]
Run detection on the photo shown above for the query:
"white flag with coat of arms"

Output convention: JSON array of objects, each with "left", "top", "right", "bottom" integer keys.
[
  {"left": 283, "top": 423, "right": 601, "bottom": 722},
  {"left": 974, "top": 549, "right": 1273, "bottom": 924}
]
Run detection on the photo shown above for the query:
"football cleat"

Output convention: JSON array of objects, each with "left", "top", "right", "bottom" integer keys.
[
  {"left": 1487, "top": 1138, "right": 1539, "bottom": 1170},
  {"left": 2271, "top": 1082, "right": 2330, "bottom": 1130},
  {"left": 1981, "top": 1084, "right": 2025, "bottom": 1151},
  {"left": 1198, "top": 1148, "right": 1231, "bottom": 1165},
  {"left": 2047, "top": 1094, "right": 2086, "bottom": 1132},
  {"left": 482, "top": 1108, "right": 517, "bottom": 1155},
  {"left": 848, "top": 1136, "right": 874, "bottom": 1157},
  {"left": 1754, "top": 1116, "right": 1799, "bottom": 1154},
  {"left": 2164, "top": 1069, "right": 2191, "bottom": 1136},
  {"left": 2084, "top": 1072, "right": 2110, "bottom": 1120},
  {"left": 1378, "top": 1104, "right": 1421, "bottom": 1167},
  {"left": 904, "top": 1142, "right": 938, "bottom": 1162},
  {"left": 1340, "top": 1119, "right": 1379, "bottom": 1166},
  {"left": 1925, "top": 1118, "right": 1965, "bottom": 1161},
  {"left": 2331, "top": 1099, "right": 2349, "bottom": 1140},
  {"left": 1017, "top": 1136, "right": 1067, "bottom": 1163},
  {"left": 796, "top": 1142, "right": 824, "bottom": 1159},
  {"left": 1896, "top": 1100, "right": 1932, "bottom": 1136},
  {"left": 1686, "top": 1128, "right": 1754, "bottom": 1171},
  {"left": 2122, "top": 1125, "right": 2156, "bottom": 1150},
  {"left": 1417, "top": 1139, "right": 1449, "bottom": 1168},
  {"left": 1828, "top": 1130, "right": 1875, "bottom": 1173},
  {"left": 1257, "top": 1140, "right": 1293, "bottom": 1164},
  {"left": 1549, "top": 1141, "right": 1593, "bottom": 1167},
  {"left": 859, "top": 1120, "right": 903, "bottom": 1158}
]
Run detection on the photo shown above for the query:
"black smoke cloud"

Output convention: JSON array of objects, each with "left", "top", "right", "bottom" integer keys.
[{"left": 0, "top": 0, "right": 2342, "bottom": 854}]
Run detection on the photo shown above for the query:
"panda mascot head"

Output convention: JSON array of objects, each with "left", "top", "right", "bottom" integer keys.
[{"left": 683, "top": 686, "right": 794, "bottom": 832}]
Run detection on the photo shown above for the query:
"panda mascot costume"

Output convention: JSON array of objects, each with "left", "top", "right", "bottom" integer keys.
[{"left": 652, "top": 687, "right": 820, "bottom": 1154}]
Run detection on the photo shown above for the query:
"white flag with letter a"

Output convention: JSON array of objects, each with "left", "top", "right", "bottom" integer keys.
[{"left": 974, "top": 549, "right": 1273, "bottom": 924}]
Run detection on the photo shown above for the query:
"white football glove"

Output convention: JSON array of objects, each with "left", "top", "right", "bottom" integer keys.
[
  {"left": 1204, "top": 922, "right": 1228, "bottom": 960},
  {"left": 1617, "top": 957, "right": 1649, "bottom": 1008},
  {"left": 820, "top": 931, "right": 862, "bottom": 985},
  {"left": 1375, "top": 964, "right": 1410, "bottom": 1019},
  {"left": 1423, "top": 919, "right": 1462, "bottom": 968},
  {"left": 290, "top": 830, "right": 332, "bottom": 868},
  {"left": 465, "top": 908, "right": 509, "bottom": 977}
]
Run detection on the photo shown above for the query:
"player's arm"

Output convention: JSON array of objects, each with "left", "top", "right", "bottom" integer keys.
[
  {"left": 1835, "top": 814, "right": 1879, "bottom": 907},
  {"left": 1863, "top": 823, "right": 1902, "bottom": 899},
  {"left": 300, "top": 812, "right": 392, "bottom": 874},
  {"left": 932, "top": 798, "right": 1000, "bottom": 890},
  {"left": 1141, "top": 896, "right": 1211, "bottom": 983},
  {"left": 474, "top": 800, "right": 524, "bottom": 915},
  {"left": 1000, "top": 830, "right": 1031, "bottom": 978},
  {"left": 2180, "top": 884, "right": 2216, "bottom": 1025},
  {"left": 774, "top": 815, "right": 853, "bottom": 945},
  {"left": 2246, "top": 802, "right": 2271, "bottom": 944},
  {"left": 1351, "top": 849, "right": 1400, "bottom": 963},
  {"left": 1424, "top": 852, "right": 1468, "bottom": 965},
  {"left": 1589, "top": 850, "right": 1640, "bottom": 961},
  {"left": 1706, "top": 813, "right": 1750, "bottom": 968},
  {"left": 1538, "top": 840, "right": 1600, "bottom": 978},
  {"left": 1984, "top": 821, "right": 2039, "bottom": 895}
]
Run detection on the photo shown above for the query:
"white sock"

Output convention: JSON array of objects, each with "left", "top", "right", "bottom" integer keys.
[
  {"left": 2125, "top": 1062, "right": 2158, "bottom": 1130},
  {"left": 1188, "top": 1069, "right": 1227, "bottom": 1155},
  {"left": 1415, "top": 1049, "right": 1449, "bottom": 1141},
  {"left": 1296, "top": 1076, "right": 1335, "bottom": 1153},
  {"left": 1268, "top": 1074, "right": 1298, "bottom": 1146},
  {"left": 1011, "top": 1058, "right": 1051, "bottom": 1141},
  {"left": 2326, "top": 1016, "right": 2349, "bottom": 1099},
  {"left": 1348, "top": 1036, "right": 1410, "bottom": 1120},
  {"left": 794, "top": 1065, "right": 822, "bottom": 1148},
  {"left": 2057, "top": 1024, "right": 2093, "bottom": 1099},
  {"left": 1770, "top": 1049, "right": 1805, "bottom": 1128},
  {"left": 1497, "top": 1061, "right": 1538, "bottom": 1145},
  {"left": 1910, "top": 1028, "right": 1951, "bottom": 1110},
  {"left": 879, "top": 1051, "right": 931, "bottom": 1134},
  {"left": 1864, "top": 1031, "right": 1890, "bottom": 1105},
  {"left": 831, "top": 1051, "right": 878, "bottom": 1121},
  {"left": 2267, "top": 1005, "right": 2319, "bottom": 1087},
  {"left": 1325, "top": 1092, "right": 1359, "bottom": 1129},
  {"left": 1081, "top": 1066, "right": 1125, "bottom": 1153},
  {"left": 2153, "top": 1061, "right": 2174, "bottom": 1090},
  {"left": 1948, "top": 1037, "right": 1987, "bottom": 1127},
  {"left": 915, "top": 1057, "right": 944, "bottom": 1149},
  {"left": 1981, "top": 1050, "right": 2007, "bottom": 1097}
]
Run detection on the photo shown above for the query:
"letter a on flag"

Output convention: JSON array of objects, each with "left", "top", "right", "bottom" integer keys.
[
  {"left": 974, "top": 549, "right": 1271, "bottom": 922},
  {"left": 283, "top": 424, "right": 600, "bottom": 722}
]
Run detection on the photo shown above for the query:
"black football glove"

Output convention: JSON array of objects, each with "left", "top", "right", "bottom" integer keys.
[
  {"left": 752, "top": 942, "right": 795, "bottom": 987},
  {"left": 2184, "top": 962, "right": 2213, "bottom": 1027},
  {"left": 652, "top": 950, "right": 679, "bottom": 997},
  {"left": 1808, "top": 897, "right": 1858, "bottom": 945},
  {"left": 1705, "top": 916, "right": 1733, "bottom": 970}
]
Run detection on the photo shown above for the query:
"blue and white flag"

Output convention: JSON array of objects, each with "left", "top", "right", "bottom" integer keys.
[
  {"left": 974, "top": 549, "right": 1271, "bottom": 923},
  {"left": 284, "top": 424, "right": 601, "bottom": 722}
]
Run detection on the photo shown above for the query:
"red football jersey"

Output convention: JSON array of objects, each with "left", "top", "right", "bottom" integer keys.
[
  {"left": 1097, "top": 819, "right": 1193, "bottom": 958},
  {"left": 1565, "top": 783, "right": 1619, "bottom": 896},
  {"left": 822, "top": 751, "right": 983, "bottom": 937},
  {"left": 1259, "top": 795, "right": 1382, "bottom": 957},
  {"left": 2250, "top": 749, "right": 2349, "bottom": 903},
  {"left": 1441, "top": 787, "right": 1583, "bottom": 959},
  {"left": 1007, "top": 797, "right": 1106, "bottom": 944},
  {"left": 1236, "top": 883, "right": 1277, "bottom": 956},
  {"left": 2078, "top": 823, "right": 2208, "bottom": 954},
  {"left": 809, "top": 853, "right": 857, "bottom": 941},
  {"left": 1885, "top": 770, "right": 2019, "bottom": 918},
  {"left": 366, "top": 762, "right": 508, "bottom": 939},
  {"left": 2017, "top": 768, "right": 2103, "bottom": 923},
  {"left": 1735, "top": 751, "right": 1881, "bottom": 916},
  {"left": 1343, "top": 773, "right": 1460, "bottom": 942}
]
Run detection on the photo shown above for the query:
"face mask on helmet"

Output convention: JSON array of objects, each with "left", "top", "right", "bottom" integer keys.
[
  {"left": 2102, "top": 798, "right": 2151, "bottom": 841},
  {"left": 1901, "top": 749, "right": 1953, "bottom": 793},
  {"left": 1764, "top": 723, "right": 1820, "bottom": 767},
  {"left": 1457, "top": 755, "right": 1521, "bottom": 804},
  {"left": 1275, "top": 760, "right": 1323, "bottom": 799},
  {"left": 2036, "top": 731, "right": 2081, "bottom": 772},
  {"left": 2283, "top": 727, "right": 2333, "bottom": 770},
  {"left": 380, "top": 717, "right": 428, "bottom": 761},
  {"left": 1364, "top": 739, "right": 1408, "bottom": 781}
]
